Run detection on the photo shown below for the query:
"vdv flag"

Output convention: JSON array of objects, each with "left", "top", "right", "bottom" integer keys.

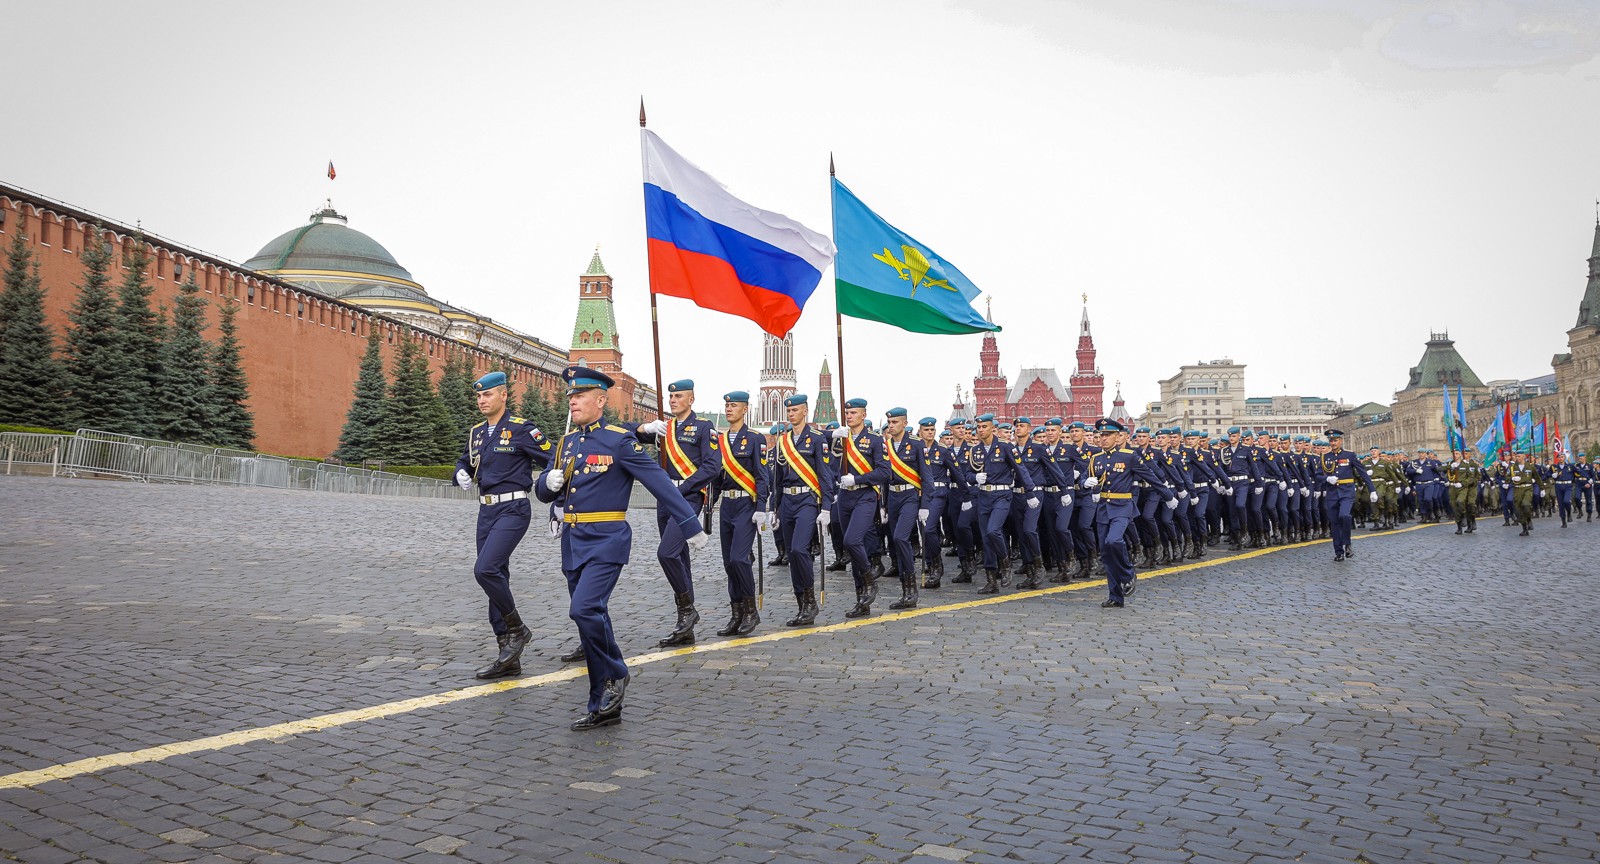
[
  {"left": 831, "top": 178, "right": 998, "bottom": 335},
  {"left": 641, "top": 130, "right": 835, "bottom": 338},
  {"left": 1515, "top": 408, "right": 1533, "bottom": 450},
  {"left": 1473, "top": 423, "right": 1497, "bottom": 465}
]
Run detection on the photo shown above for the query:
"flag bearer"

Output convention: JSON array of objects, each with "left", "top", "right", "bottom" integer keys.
[{"left": 709, "top": 391, "right": 769, "bottom": 636}]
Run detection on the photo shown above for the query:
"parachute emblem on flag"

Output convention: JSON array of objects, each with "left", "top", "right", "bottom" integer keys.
[{"left": 872, "top": 246, "right": 954, "bottom": 297}]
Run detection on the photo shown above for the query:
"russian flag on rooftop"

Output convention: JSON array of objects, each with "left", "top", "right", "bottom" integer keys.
[{"left": 642, "top": 129, "right": 835, "bottom": 338}]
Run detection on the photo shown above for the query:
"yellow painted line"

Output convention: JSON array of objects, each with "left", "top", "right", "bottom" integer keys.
[{"left": 0, "top": 522, "right": 1439, "bottom": 790}]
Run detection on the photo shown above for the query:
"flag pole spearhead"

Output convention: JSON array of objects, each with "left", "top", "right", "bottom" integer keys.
[
  {"left": 639, "top": 98, "right": 647, "bottom": 128},
  {"left": 829, "top": 152, "right": 835, "bottom": 177}
]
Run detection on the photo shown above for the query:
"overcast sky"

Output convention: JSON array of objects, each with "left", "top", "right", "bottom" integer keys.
[{"left": 7, "top": 0, "right": 1600, "bottom": 421}]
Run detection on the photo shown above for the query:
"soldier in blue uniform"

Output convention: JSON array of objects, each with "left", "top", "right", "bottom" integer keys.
[
  {"left": 1009, "top": 417, "right": 1061, "bottom": 590},
  {"left": 968, "top": 413, "right": 1039, "bottom": 594},
  {"left": 950, "top": 419, "right": 982, "bottom": 582},
  {"left": 1317, "top": 429, "right": 1377, "bottom": 562},
  {"left": 708, "top": 391, "right": 770, "bottom": 636},
  {"left": 1042, "top": 418, "right": 1083, "bottom": 582},
  {"left": 767, "top": 394, "right": 835, "bottom": 625},
  {"left": 1084, "top": 418, "right": 1177, "bottom": 608},
  {"left": 831, "top": 397, "right": 889, "bottom": 617},
  {"left": 1222, "top": 427, "right": 1258, "bottom": 550},
  {"left": 631, "top": 379, "right": 722, "bottom": 647},
  {"left": 917, "top": 416, "right": 964, "bottom": 590},
  {"left": 1577, "top": 453, "right": 1597, "bottom": 522},
  {"left": 880, "top": 408, "right": 933, "bottom": 608},
  {"left": 1066, "top": 421, "right": 1101, "bottom": 579},
  {"left": 452, "top": 371, "right": 556, "bottom": 680},
  {"left": 822, "top": 421, "right": 850, "bottom": 574},
  {"left": 534, "top": 367, "right": 706, "bottom": 730}
]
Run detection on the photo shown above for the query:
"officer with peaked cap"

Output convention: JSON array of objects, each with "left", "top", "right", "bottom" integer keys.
[
  {"left": 453, "top": 371, "right": 556, "bottom": 680},
  {"left": 1317, "top": 429, "right": 1376, "bottom": 562},
  {"left": 536, "top": 367, "right": 707, "bottom": 730},
  {"left": 1083, "top": 417, "right": 1176, "bottom": 607},
  {"left": 631, "top": 379, "right": 722, "bottom": 647}
]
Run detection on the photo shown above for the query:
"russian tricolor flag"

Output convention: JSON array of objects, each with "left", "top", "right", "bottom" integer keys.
[{"left": 642, "top": 130, "right": 835, "bottom": 337}]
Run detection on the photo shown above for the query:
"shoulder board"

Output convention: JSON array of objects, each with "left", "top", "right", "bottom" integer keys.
[
  {"left": 472, "top": 421, "right": 486, "bottom": 430},
  {"left": 605, "top": 424, "right": 628, "bottom": 433},
  {"left": 510, "top": 416, "right": 526, "bottom": 424}
]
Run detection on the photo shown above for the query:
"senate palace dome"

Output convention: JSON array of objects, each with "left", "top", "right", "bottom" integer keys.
[{"left": 243, "top": 204, "right": 449, "bottom": 333}]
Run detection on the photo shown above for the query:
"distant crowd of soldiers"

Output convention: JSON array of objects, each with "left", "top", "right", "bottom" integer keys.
[{"left": 1359, "top": 444, "right": 1599, "bottom": 536}]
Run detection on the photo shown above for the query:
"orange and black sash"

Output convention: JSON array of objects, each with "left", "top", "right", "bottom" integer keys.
[
  {"left": 720, "top": 431, "right": 757, "bottom": 496},
  {"left": 843, "top": 433, "right": 873, "bottom": 476},
  {"left": 886, "top": 439, "right": 921, "bottom": 488},
  {"left": 780, "top": 432, "right": 822, "bottom": 498},
  {"left": 662, "top": 419, "right": 695, "bottom": 479}
]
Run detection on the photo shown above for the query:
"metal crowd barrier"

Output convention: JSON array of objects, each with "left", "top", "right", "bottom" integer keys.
[{"left": 0, "top": 429, "right": 471, "bottom": 501}]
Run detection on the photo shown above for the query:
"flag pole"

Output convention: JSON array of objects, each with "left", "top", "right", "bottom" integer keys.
[
  {"left": 830, "top": 153, "right": 846, "bottom": 415},
  {"left": 641, "top": 98, "right": 666, "bottom": 423}
]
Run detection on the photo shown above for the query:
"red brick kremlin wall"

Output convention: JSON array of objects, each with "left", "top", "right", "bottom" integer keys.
[{"left": 0, "top": 194, "right": 574, "bottom": 458}]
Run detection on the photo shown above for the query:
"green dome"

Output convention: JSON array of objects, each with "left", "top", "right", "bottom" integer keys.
[{"left": 243, "top": 207, "right": 415, "bottom": 284}]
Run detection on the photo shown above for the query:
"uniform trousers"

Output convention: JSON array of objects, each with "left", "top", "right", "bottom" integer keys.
[
  {"left": 1555, "top": 482, "right": 1574, "bottom": 522},
  {"left": 839, "top": 488, "right": 879, "bottom": 589},
  {"left": 1010, "top": 492, "right": 1042, "bottom": 565},
  {"left": 719, "top": 496, "right": 757, "bottom": 601},
  {"left": 1228, "top": 480, "right": 1251, "bottom": 540},
  {"left": 474, "top": 498, "right": 531, "bottom": 637},
  {"left": 778, "top": 493, "right": 819, "bottom": 593},
  {"left": 1072, "top": 489, "right": 1099, "bottom": 559},
  {"left": 976, "top": 489, "right": 1013, "bottom": 569},
  {"left": 1096, "top": 499, "right": 1137, "bottom": 603},
  {"left": 921, "top": 492, "right": 949, "bottom": 567},
  {"left": 887, "top": 489, "right": 921, "bottom": 579},
  {"left": 654, "top": 491, "right": 699, "bottom": 600},
  {"left": 1326, "top": 486, "right": 1357, "bottom": 556}
]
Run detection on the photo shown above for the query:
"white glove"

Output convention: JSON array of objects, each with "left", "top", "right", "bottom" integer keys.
[
  {"left": 753, "top": 512, "right": 767, "bottom": 530},
  {"left": 1083, "top": 476, "right": 1099, "bottom": 489},
  {"left": 1252, "top": 487, "right": 1263, "bottom": 496},
  {"left": 640, "top": 419, "right": 669, "bottom": 436},
  {"left": 918, "top": 508, "right": 930, "bottom": 524},
  {"left": 879, "top": 507, "right": 887, "bottom": 522},
  {"left": 1370, "top": 491, "right": 1379, "bottom": 503},
  {"left": 1178, "top": 489, "right": 1189, "bottom": 499},
  {"left": 1165, "top": 497, "right": 1179, "bottom": 510},
  {"left": 1212, "top": 481, "right": 1224, "bottom": 493},
  {"left": 1091, "top": 493, "right": 1101, "bottom": 503},
  {"left": 455, "top": 469, "right": 471, "bottom": 489},
  {"left": 975, "top": 472, "right": 987, "bottom": 485},
  {"left": 1074, "top": 470, "right": 1082, "bottom": 481},
  {"left": 764, "top": 511, "right": 777, "bottom": 530},
  {"left": 960, "top": 501, "right": 972, "bottom": 512},
  {"left": 1026, "top": 497, "right": 1039, "bottom": 510},
  {"left": 831, "top": 427, "right": 850, "bottom": 440},
  {"left": 544, "top": 471, "right": 565, "bottom": 493},
  {"left": 1278, "top": 481, "right": 1287, "bottom": 491},
  {"left": 1451, "top": 461, "right": 1460, "bottom": 468},
  {"left": 1452, "top": 482, "right": 1462, "bottom": 488},
  {"left": 840, "top": 475, "right": 857, "bottom": 489},
  {"left": 1060, "top": 494, "right": 1072, "bottom": 507},
  {"left": 687, "top": 529, "right": 709, "bottom": 551},
  {"left": 1325, "top": 475, "right": 1338, "bottom": 486},
  {"left": 817, "top": 509, "right": 832, "bottom": 529}
]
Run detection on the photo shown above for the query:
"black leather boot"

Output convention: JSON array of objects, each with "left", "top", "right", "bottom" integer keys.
[
  {"left": 869, "top": 554, "right": 887, "bottom": 581},
  {"left": 922, "top": 558, "right": 943, "bottom": 590},
  {"left": 658, "top": 592, "right": 699, "bottom": 647},
  {"left": 1018, "top": 561, "right": 1040, "bottom": 591},
  {"left": 978, "top": 568, "right": 1000, "bottom": 594},
  {"left": 845, "top": 587, "right": 872, "bottom": 618},
  {"left": 952, "top": 557, "right": 974, "bottom": 583},
  {"left": 559, "top": 643, "right": 586, "bottom": 663},
  {"left": 500, "top": 611, "right": 531, "bottom": 662},
  {"left": 786, "top": 591, "right": 815, "bottom": 626},
  {"left": 826, "top": 556, "right": 848, "bottom": 572},
  {"left": 890, "top": 573, "right": 917, "bottom": 609},
  {"left": 997, "top": 560, "right": 1012, "bottom": 588},
  {"left": 770, "top": 550, "right": 788, "bottom": 566},
  {"left": 736, "top": 598, "right": 760, "bottom": 636},
  {"left": 475, "top": 634, "right": 522, "bottom": 679},
  {"left": 716, "top": 601, "right": 742, "bottom": 637},
  {"left": 1049, "top": 561, "right": 1071, "bottom": 584},
  {"left": 1141, "top": 545, "right": 1157, "bottom": 569}
]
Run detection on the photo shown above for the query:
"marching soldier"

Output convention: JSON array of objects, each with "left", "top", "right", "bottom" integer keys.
[
  {"left": 1446, "top": 448, "right": 1481, "bottom": 534},
  {"left": 1577, "top": 453, "right": 1597, "bottom": 521},
  {"left": 918, "top": 417, "right": 964, "bottom": 589},
  {"left": 1010, "top": 417, "right": 1062, "bottom": 589},
  {"left": 1222, "top": 427, "right": 1258, "bottom": 550},
  {"left": 534, "top": 367, "right": 707, "bottom": 730},
  {"left": 967, "top": 413, "right": 1039, "bottom": 593},
  {"left": 1318, "top": 429, "right": 1377, "bottom": 562},
  {"left": 880, "top": 408, "right": 930, "bottom": 608},
  {"left": 832, "top": 398, "right": 889, "bottom": 617},
  {"left": 1505, "top": 448, "right": 1538, "bottom": 534},
  {"left": 708, "top": 391, "right": 770, "bottom": 636},
  {"left": 631, "top": 379, "right": 722, "bottom": 647},
  {"left": 452, "top": 371, "right": 556, "bottom": 680},
  {"left": 1067, "top": 421, "right": 1102, "bottom": 578},
  {"left": 1044, "top": 418, "right": 1084, "bottom": 582},
  {"left": 1083, "top": 418, "right": 1177, "bottom": 608},
  {"left": 768, "top": 395, "right": 834, "bottom": 625}
]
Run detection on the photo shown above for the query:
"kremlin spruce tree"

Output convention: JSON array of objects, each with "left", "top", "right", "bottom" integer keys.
[
  {"left": 208, "top": 299, "right": 255, "bottom": 450},
  {"left": 335, "top": 325, "right": 388, "bottom": 463},
  {"left": 62, "top": 228, "right": 137, "bottom": 432},
  {"left": 0, "top": 224, "right": 68, "bottom": 429},
  {"left": 111, "top": 239, "right": 162, "bottom": 436},
  {"left": 374, "top": 333, "right": 454, "bottom": 465},
  {"left": 153, "top": 277, "right": 212, "bottom": 443}
]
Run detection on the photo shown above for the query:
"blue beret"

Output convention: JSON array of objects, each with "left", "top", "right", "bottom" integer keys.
[
  {"left": 769, "top": 423, "right": 788, "bottom": 435},
  {"left": 844, "top": 397, "right": 867, "bottom": 410},
  {"left": 918, "top": 416, "right": 937, "bottom": 427},
  {"left": 1183, "top": 429, "right": 1201, "bottom": 438},
  {"left": 1325, "top": 429, "right": 1344, "bottom": 438},
  {"left": 1313, "top": 438, "right": 1328, "bottom": 446},
  {"left": 1278, "top": 435, "right": 1290, "bottom": 441},
  {"left": 998, "top": 423, "right": 1013, "bottom": 431},
  {"left": 1096, "top": 417, "right": 1126, "bottom": 433},
  {"left": 1015, "top": 417, "right": 1032, "bottom": 425},
  {"left": 783, "top": 393, "right": 808, "bottom": 407},
  {"left": 886, "top": 407, "right": 907, "bottom": 418},
  {"left": 1069, "top": 421, "right": 1087, "bottom": 430},
  {"left": 864, "top": 419, "right": 875, "bottom": 430},
  {"left": 1044, "top": 418, "right": 1063, "bottom": 427},
  {"left": 964, "top": 421, "right": 977, "bottom": 430},
  {"left": 561, "top": 366, "right": 613, "bottom": 393},
  {"left": 825, "top": 421, "right": 840, "bottom": 430},
  {"left": 1227, "top": 426, "right": 1241, "bottom": 435},
  {"left": 724, "top": 390, "right": 750, "bottom": 403},
  {"left": 667, "top": 379, "right": 694, "bottom": 393},
  {"left": 1240, "top": 429, "right": 1256, "bottom": 438},
  {"left": 1033, "top": 427, "right": 1047, "bottom": 436},
  {"left": 976, "top": 413, "right": 996, "bottom": 423},
  {"left": 950, "top": 416, "right": 967, "bottom": 424},
  {"left": 1135, "top": 426, "right": 1151, "bottom": 434},
  {"left": 473, "top": 371, "right": 508, "bottom": 392}
]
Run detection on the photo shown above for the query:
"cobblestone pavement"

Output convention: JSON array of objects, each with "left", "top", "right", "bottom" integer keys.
[{"left": 1, "top": 474, "right": 1597, "bottom": 863}]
